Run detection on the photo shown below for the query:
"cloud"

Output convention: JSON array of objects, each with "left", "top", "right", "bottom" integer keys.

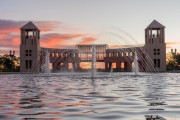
[
  {"left": 0, "top": 19, "right": 61, "bottom": 33},
  {"left": 166, "top": 41, "right": 180, "bottom": 49},
  {"left": 34, "top": 21, "right": 61, "bottom": 31},
  {"left": 38, "top": 33, "right": 97, "bottom": 49},
  {"left": 0, "top": 20, "right": 24, "bottom": 33},
  {"left": 0, "top": 19, "right": 97, "bottom": 55},
  {"left": 40, "top": 33, "right": 88, "bottom": 48},
  {"left": 166, "top": 41, "right": 180, "bottom": 45},
  {"left": 109, "top": 45, "right": 122, "bottom": 48},
  {"left": 0, "top": 19, "right": 61, "bottom": 55},
  {"left": 78, "top": 37, "right": 96, "bottom": 45},
  {"left": 0, "top": 32, "right": 20, "bottom": 55}
]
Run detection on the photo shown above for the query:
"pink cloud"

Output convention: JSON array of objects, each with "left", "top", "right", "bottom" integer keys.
[
  {"left": 0, "top": 19, "right": 60, "bottom": 55},
  {"left": 78, "top": 37, "right": 96, "bottom": 45},
  {"left": 0, "top": 19, "right": 97, "bottom": 56},
  {"left": 40, "top": 33, "right": 88, "bottom": 48},
  {"left": 166, "top": 41, "right": 180, "bottom": 49},
  {"left": 0, "top": 19, "right": 61, "bottom": 33},
  {"left": 34, "top": 21, "right": 61, "bottom": 32}
]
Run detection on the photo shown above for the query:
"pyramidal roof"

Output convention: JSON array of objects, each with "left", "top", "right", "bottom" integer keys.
[
  {"left": 21, "top": 21, "right": 39, "bottom": 30},
  {"left": 146, "top": 20, "right": 165, "bottom": 29}
]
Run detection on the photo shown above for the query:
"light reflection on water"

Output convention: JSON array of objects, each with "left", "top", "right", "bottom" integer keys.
[{"left": 0, "top": 73, "right": 180, "bottom": 120}]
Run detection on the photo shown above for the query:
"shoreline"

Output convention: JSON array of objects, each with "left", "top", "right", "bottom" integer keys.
[{"left": 0, "top": 70, "right": 180, "bottom": 75}]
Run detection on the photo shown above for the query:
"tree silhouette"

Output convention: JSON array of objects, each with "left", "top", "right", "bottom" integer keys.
[{"left": 0, "top": 54, "right": 20, "bottom": 72}]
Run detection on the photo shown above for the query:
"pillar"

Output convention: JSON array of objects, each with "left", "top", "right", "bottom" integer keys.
[
  {"left": 76, "top": 63, "right": 80, "bottom": 70},
  {"left": 109, "top": 62, "right": 112, "bottom": 70},
  {"left": 52, "top": 63, "right": 58, "bottom": 72},
  {"left": 124, "top": 62, "right": 127, "bottom": 71},
  {"left": 127, "top": 62, "right": 132, "bottom": 72},
  {"left": 64, "top": 62, "right": 68, "bottom": 71},
  {"left": 72, "top": 63, "right": 75, "bottom": 71},
  {"left": 105, "top": 62, "right": 108, "bottom": 70},
  {"left": 116, "top": 62, "right": 120, "bottom": 71}
]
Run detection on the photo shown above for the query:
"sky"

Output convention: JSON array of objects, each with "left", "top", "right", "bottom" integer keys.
[{"left": 0, "top": 0, "right": 180, "bottom": 56}]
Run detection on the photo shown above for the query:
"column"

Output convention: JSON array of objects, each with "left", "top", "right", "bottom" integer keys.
[
  {"left": 109, "top": 62, "right": 112, "bottom": 70},
  {"left": 52, "top": 63, "right": 57, "bottom": 72},
  {"left": 163, "top": 28, "right": 165, "bottom": 43},
  {"left": 150, "top": 28, "right": 152, "bottom": 44},
  {"left": 124, "top": 62, "right": 127, "bottom": 71},
  {"left": 127, "top": 62, "right": 132, "bottom": 72},
  {"left": 73, "top": 63, "right": 75, "bottom": 71},
  {"left": 105, "top": 62, "right": 108, "bottom": 70},
  {"left": 116, "top": 62, "right": 120, "bottom": 71},
  {"left": 64, "top": 62, "right": 68, "bottom": 71},
  {"left": 75, "top": 63, "right": 80, "bottom": 70},
  {"left": 119, "top": 62, "right": 122, "bottom": 71}
]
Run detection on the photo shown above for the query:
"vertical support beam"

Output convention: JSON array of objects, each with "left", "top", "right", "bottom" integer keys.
[
  {"left": 116, "top": 62, "right": 120, "bottom": 71},
  {"left": 124, "top": 62, "right": 127, "bottom": 71},
  {"left": 150, "top": 28, "right": 152, "bottom": 44},
  {"left": 109, "top": 62, "right": 112, "bottom": 70},
  {"left": 77, "top": 63, "right": 80, "bottom": 70},
  {"left": 64, "top": 62, "right": 68, "bottom": 71},
  {"left": 27, "top": 30, "right": 29, "bottom": 38},
  {"left": 52, "top": 63, "right": 57, "bottom": 72},
  {"left": 163, "top": 28, "right": 165, "bottom": 43},
  {"left": 105, "top": 62, "right": 108, "bottom": 70},
  {"left": 145, "top": 29, "right": 147, "bottom": 44},
  {"left": 21, "top": 30, "right": 23, "bottom": 44},
  {"left": 127, "top": 62, "right": 132, "bottom": 72},
  {"left": 59, "top": 63, "right": 61, "bottom": 71},
  {"left": 72, "top": 63, "right": 75, "bottom": 71},
  {"left": 119, "top": 62, "right": 122, "bottom": 71}
]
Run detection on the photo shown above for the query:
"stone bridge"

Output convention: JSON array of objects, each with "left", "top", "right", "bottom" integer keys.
[{"left": 41, "top": 48, "right": 81, "bottom": 71}]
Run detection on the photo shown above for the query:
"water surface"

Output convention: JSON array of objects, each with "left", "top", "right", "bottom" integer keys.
[{"left": 0, "top": 72, "right": 180, "bottom": 120}]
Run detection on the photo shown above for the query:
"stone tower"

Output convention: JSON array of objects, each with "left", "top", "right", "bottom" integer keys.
[
  {"left": 20, "top": 21, "right": 41, "bottom": 73},
  {"left": 144, "top": 20, "right": 166, "bottom": 72}
]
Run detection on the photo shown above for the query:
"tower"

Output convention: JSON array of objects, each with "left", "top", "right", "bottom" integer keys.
[
  {"left": 20, "top": 21, "right": 41, "bottom": 73},
  {"left": 144, "top": 20, "right": 166, "bottom": 72}
]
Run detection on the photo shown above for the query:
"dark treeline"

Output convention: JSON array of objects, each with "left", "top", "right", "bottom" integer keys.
[
  {"left": 0, "top": 54, "right": 20, "bottom": 72},
  {"left": 166, "top": 50, "right": 180, "bottom": 70}
]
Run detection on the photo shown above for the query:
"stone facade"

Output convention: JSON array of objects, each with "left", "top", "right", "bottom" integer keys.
[
  {"left": 20, "top": 22, "right": 41, "bottom": 73},
  {"left": 144, "top": 20, "right": 166, "bottom": 72},
  {"left": 20, "top": 20, "right": 166, "bottom": 72}
]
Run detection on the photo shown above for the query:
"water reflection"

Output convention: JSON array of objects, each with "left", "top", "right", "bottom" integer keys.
[
  {"left": 0, "top": 73, "right": 180, "bottom": 119},
  {"left": 145, "top": 115, "right": 166, "bottom": 120},
  {"left": 18, "top": 77, "right": 44, "bottom": 109},
  {"left": 143, "top": 74, "right": 168, "bottom": 119}
]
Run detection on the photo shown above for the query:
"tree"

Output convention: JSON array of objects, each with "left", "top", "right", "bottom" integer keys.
[
  {"left": 166, "top": 52, "right": 180, "bottom": 70},
  {"left": 0, "top": 54, "right": 20, "bottom": 72},
  {"left": 176, "top": 54, "right": 180, "bottom": 65},
  {"left": 0, "top": 55, "right": 4, "bottom": 71},
  {"left": 166, "top": 52, "right": 177, "bottom": 70}
]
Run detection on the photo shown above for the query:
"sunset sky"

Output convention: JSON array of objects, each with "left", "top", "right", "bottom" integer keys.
[{"left": 0, "top": 0, "right": 180, "bottom": 56}]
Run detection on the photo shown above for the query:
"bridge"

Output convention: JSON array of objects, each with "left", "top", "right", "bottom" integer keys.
[
  {"left": 40, "top": 44, "right": 145, "bottom": 72},
  {"left": 41, "top": 48, "right": 81, "bottom": 71},
  {"left": 75, "top": 44, "right": 108, "bottom": 62}
]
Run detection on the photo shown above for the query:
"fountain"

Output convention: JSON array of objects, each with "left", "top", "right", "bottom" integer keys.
[
  {"left": 71, "top": 63, "right": 75, "bottom": 74},
  {"left": 108, "top": 65, "right": 114, "bottom": 77},
  {"left": 110, "top": 65, "right": 113, "bottom": 73},
  {"left": 91, "top": 45, "right": 96, "bottom": 78},
  {"left": 41, "top": 50, "right": 50, "bottom": 75},
  {"left": 71, "top": 64, "right": 74, "bottom": 73},
  {"left": 134, "top": 52, "right": 139, "bottom": 76}
]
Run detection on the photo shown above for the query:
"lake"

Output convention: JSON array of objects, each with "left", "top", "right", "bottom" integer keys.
[{"left": 0, "top": 72, "right": 180, "bottom": 120}]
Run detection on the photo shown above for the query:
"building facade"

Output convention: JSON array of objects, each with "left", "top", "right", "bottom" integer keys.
[
  {"left": 20, "top": 22, "right": 41, "bottom": 72},
  {"left": 144, "top": 20, "right": 166, "bottom": 72},
  {"left": 20, "top": 20, "right": 166, "bottom": 73}
]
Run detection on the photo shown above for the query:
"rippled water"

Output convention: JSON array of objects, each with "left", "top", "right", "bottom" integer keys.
[{"left": 0, "top": 72, "right": 180, "bottom": 120}]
